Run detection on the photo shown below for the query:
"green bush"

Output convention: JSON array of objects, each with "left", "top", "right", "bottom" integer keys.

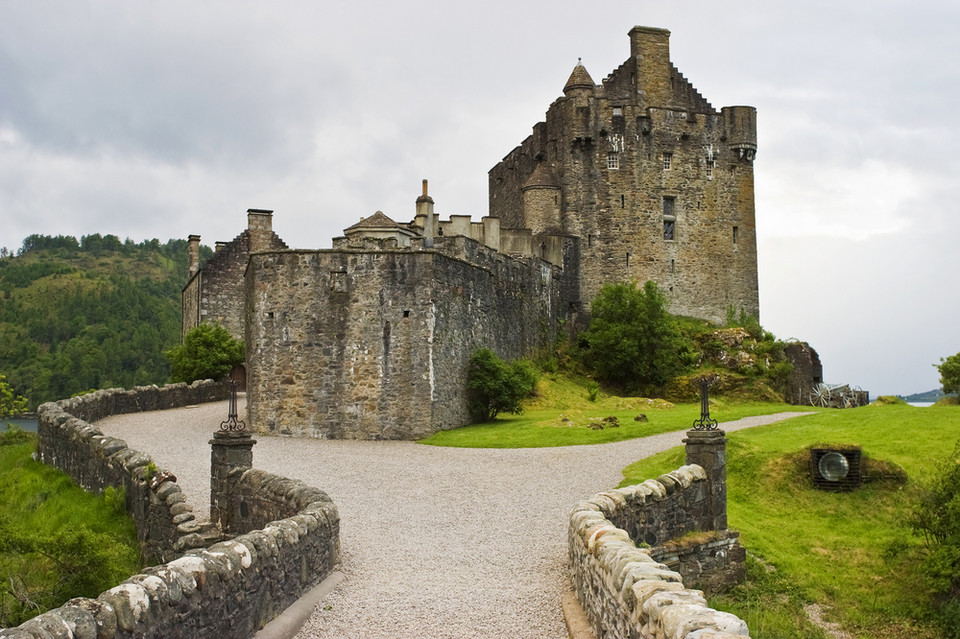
[
  {"left": 0, "top": 374, "right": 27, "bottom": 420},
  {"left": 466, "top": 349, "right": 538, "bottom": 422},
  {"left": 0, "top": 518, "right": 138, "bottom": 626},
  {"left": 938, "top": 353, "right": 960, "bottom": 396},
  {"left": 165, "top": 323, "right": 244, "bottom": 384},
  {"left": 579, "top": 281, "right": 687, "bottom": 391},
  {"left": 910, "top": 440, "right": 960, "bottom": 636}
]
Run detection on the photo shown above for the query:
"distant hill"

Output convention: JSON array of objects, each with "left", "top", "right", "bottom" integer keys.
[
  {"left": 898, "top": 389, "right": 951, "bottom": 403},
  {"left": 0, "top": 234, "right": 212, "bottom": 408}
]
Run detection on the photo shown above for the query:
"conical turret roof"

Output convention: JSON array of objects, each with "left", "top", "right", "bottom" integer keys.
[
  {"left": 563, "top": 60, "right": 595, "bottom": 94},
  {"left": 522, "top": 163, "right": 560, "bottom": 190}
]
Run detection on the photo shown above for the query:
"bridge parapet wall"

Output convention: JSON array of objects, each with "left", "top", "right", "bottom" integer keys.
[
  {"left": 568, "top": 464, "right": 749, "bottom": 639},
  {"left": 6, "top": 380, "right": 340, "bottom": 639}
]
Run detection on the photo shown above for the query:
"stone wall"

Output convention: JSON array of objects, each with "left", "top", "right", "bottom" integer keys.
[
  {"left": 36, "top": 381, "right": 230, "bottom": 563},
  {"left": 568, "top": 464, "right": 749, "bottom": 639},
  {"left": 2, "top": 505, "right": 339, "bottom": 639},
  {"left": 783, "top": 342, "right": 823, "bottom": 405},
  {"left": 245, "top": 236, "right": 560, "bottom": 439},
  {"left": 9, "top": 381, "right": 342, "bottom": 639},
  {"left": 182, "top": 213, "right": 288, "bottom": 341}
]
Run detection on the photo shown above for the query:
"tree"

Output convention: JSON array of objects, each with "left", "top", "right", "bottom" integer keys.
[
  {"left": 466, "top": 349, "right": 538, "bottom": 422},
  {"left": 580, "top": 280, "right": 686, "bottom": 389},
  {"left": 165, "top": 324, "right": 244, "bottom": 384},
  {"left": 937, "top": 353, "right": 960, "bottom": 396},
  {"left": 0, "top": 373, "right": 27, "bottom": 419}
]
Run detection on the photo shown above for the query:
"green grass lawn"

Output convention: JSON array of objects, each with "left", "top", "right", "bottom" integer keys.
[
  {"left": 0, "top": 430, "right": 141, "bottom": 627},
  {"left": 421, "top": 373, "right": 808, "bottom": 448},
  {"left": 620, "top": 403, "right": 960, "bottom": 639}
]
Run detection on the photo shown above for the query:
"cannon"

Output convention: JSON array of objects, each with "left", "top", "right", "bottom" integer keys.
[{"left": 809, "top": 383, "right": 866, "bottom": 408}]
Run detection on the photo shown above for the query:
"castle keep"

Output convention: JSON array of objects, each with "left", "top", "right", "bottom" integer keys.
[
  {"left": 183, "top": 26, "right": 760, "bottom": 439},
  {"left": 489, "top": 25, "right": 758, "bottom": 323}
]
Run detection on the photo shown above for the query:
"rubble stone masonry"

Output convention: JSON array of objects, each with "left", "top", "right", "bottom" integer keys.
[{"left": 245, "top": 236, "right": 561, "bottom": 439}]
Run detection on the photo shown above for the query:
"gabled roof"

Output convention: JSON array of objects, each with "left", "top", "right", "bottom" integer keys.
[
  {"left": 345, "top": 210, "right": 402, "bottom": 231},
  {"left": 563, "top": 61, "right": 595, "bottom": 94}
]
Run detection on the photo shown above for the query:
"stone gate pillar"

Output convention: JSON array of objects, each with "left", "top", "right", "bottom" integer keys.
[
  {"left": 683, "top": 428, "right": 728, "bottom": 531},
  {"left": 210, "top": 430, "right": 255, "bottom": 531}
]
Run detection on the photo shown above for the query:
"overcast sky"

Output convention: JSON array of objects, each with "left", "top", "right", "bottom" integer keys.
[{"left": 1, "top": 0, "right": 957, "bottom": 397}]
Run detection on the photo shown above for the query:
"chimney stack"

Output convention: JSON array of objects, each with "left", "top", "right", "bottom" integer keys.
[
  {"left": 247, "top": 209, "right": 274, "bottom": 254},
  {"left": 187, "top": 234, "right": 201, "bottom": 277}
]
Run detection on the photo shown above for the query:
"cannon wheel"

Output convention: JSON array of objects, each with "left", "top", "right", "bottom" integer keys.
[{"left": 810, "top": 383, "right": 831, "bottom": 408}]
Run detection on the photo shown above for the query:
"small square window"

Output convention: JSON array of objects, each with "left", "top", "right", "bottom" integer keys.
[
  {"left": 662, "top": 152, "right": 673, "bottom": 170},
  {"left": 612, "top": 107, "right": 623, "bottom": 117},
  {"left": 607, "top": 152, "right": 620, "bottom": 170}
]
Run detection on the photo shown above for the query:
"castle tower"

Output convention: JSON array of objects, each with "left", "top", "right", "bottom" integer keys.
[
  {"left": 489, "top": 26, "right": 760, "bottom": 324},
  {"left": 521, "top": 163, "right": 562, "bottom": 235}
]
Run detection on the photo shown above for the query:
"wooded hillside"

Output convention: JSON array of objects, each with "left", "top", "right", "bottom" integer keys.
[{"left": 0, "top": 234, "right": 212, "bottom": 408}]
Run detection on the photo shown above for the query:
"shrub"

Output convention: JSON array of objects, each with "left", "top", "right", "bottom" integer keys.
[
  {"left": 466, "top": 349, "right": 538, "bottom": 422},
  {"left": 938, "top": 353, "right": 960, "bottom": 396},
  {"left": 910, "top": 440, "right": 960, "bottom": 636},
  {"left": 0, "top": 374, "right": 27, "bottom": 420},
  {"left": 0, "top": 519, "right": 138, "bottom": 626},
  {"left": 580, "top": 281, "right": 687, "bottom": 391},
  {"left": 165, "top": 323, "right": 244, "bottom": 384}
]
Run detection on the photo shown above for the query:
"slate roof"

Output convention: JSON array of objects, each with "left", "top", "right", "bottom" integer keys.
[
  {"left": 563, "top": 62, "right": 595, "bottom": 94},
  {"left": 345, "top": 210, "right": 402, "bottom": 231},
  {"left": 522, "top": 163, "right": 560, "bottom": 190}
]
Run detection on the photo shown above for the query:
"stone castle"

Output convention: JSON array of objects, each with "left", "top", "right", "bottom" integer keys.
[{"left": 182, "top": 26, "right": 760, "bottom": 439}]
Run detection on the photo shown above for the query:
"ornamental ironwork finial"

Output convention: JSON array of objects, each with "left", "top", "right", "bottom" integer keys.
[
  {"left": 220, "top": 380, "right": 246, "bottom": 432},
  {"left": 691, "top": 376, "right": 719, "bottom": 431}
]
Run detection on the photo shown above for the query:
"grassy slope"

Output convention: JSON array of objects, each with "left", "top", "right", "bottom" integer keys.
[
  {"left": 621, "top": 404, "right": 960, "bottom": 639},
  {"left": 420, "top": 373, "right": 806, "bottom": 448},
  {"left": 0, "top": 435, "right": 141, "bottom": 626}
]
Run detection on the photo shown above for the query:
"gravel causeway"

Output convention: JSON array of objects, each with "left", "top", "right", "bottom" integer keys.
[{"left": 98, "top": 401, "right": 809, "bottom": 639}]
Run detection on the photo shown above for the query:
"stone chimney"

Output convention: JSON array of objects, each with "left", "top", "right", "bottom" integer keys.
[
  {"left": 414, "top": 180, "right": 435, "bottom": 245},
  {"left": 187, "top": 234, "right": 201, "bottom": 277},
  {"left": 247, "top": 209, "right": 274, "bottom": 254},
  {"left": 629, "top": 26, "right": 672, "bottom": 107}
]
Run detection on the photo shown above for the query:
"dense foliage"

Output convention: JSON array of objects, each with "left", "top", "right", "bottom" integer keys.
[
  {"left": 579, "top": 281, "right": 687, "bottom": 391},
  {"left": 0, "top": 432, "right": 140, "bottom": 626},
  {"left": 911, "top": 440, "right": 960, "bottom": 637},
  {"left": 166, "top": 323, "right": 244, "bottom": 384},
  {"left": 937, "top": 353, "right": 960, "bottom": 396},
  {"left": 466, "top": 348, "right": 538, "bottom": 422},
  {"left": 0, "top": 234, "right": 211, "bottom": 408},
  {"left": 0, "top": 374, "right": 27, "bottom": 420}
]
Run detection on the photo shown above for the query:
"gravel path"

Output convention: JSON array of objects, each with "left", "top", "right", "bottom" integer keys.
[{"left": 97, "top": 401, "right": 810, "bottom": 639}]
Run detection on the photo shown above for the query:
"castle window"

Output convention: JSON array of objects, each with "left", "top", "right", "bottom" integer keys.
[
  {"left": 662, "top": 152, "right": 673, "bottom": 170},
  {"left": 733, "top": 226, "right": 739, "bottom": 245},
  {"left": 663, "top": 197, "right": 676, "bottom": 241},
  {"left": 403, "top": 310, "right": 411, "bottom": 318},
  {"left": 607, "top": 152, "right": 620, "bottom": 170},
  {"left": 612, "top": 107, "right": 623, "bottom": 117},
  {"left": 620, "top": 194, "right": 625, "bottom": 209},
  {"left": 625, "top": 252, "right": 630, "bottom": 267},
  {"left": 706, "top": 160, "right": 715, "bottom": 180}
]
